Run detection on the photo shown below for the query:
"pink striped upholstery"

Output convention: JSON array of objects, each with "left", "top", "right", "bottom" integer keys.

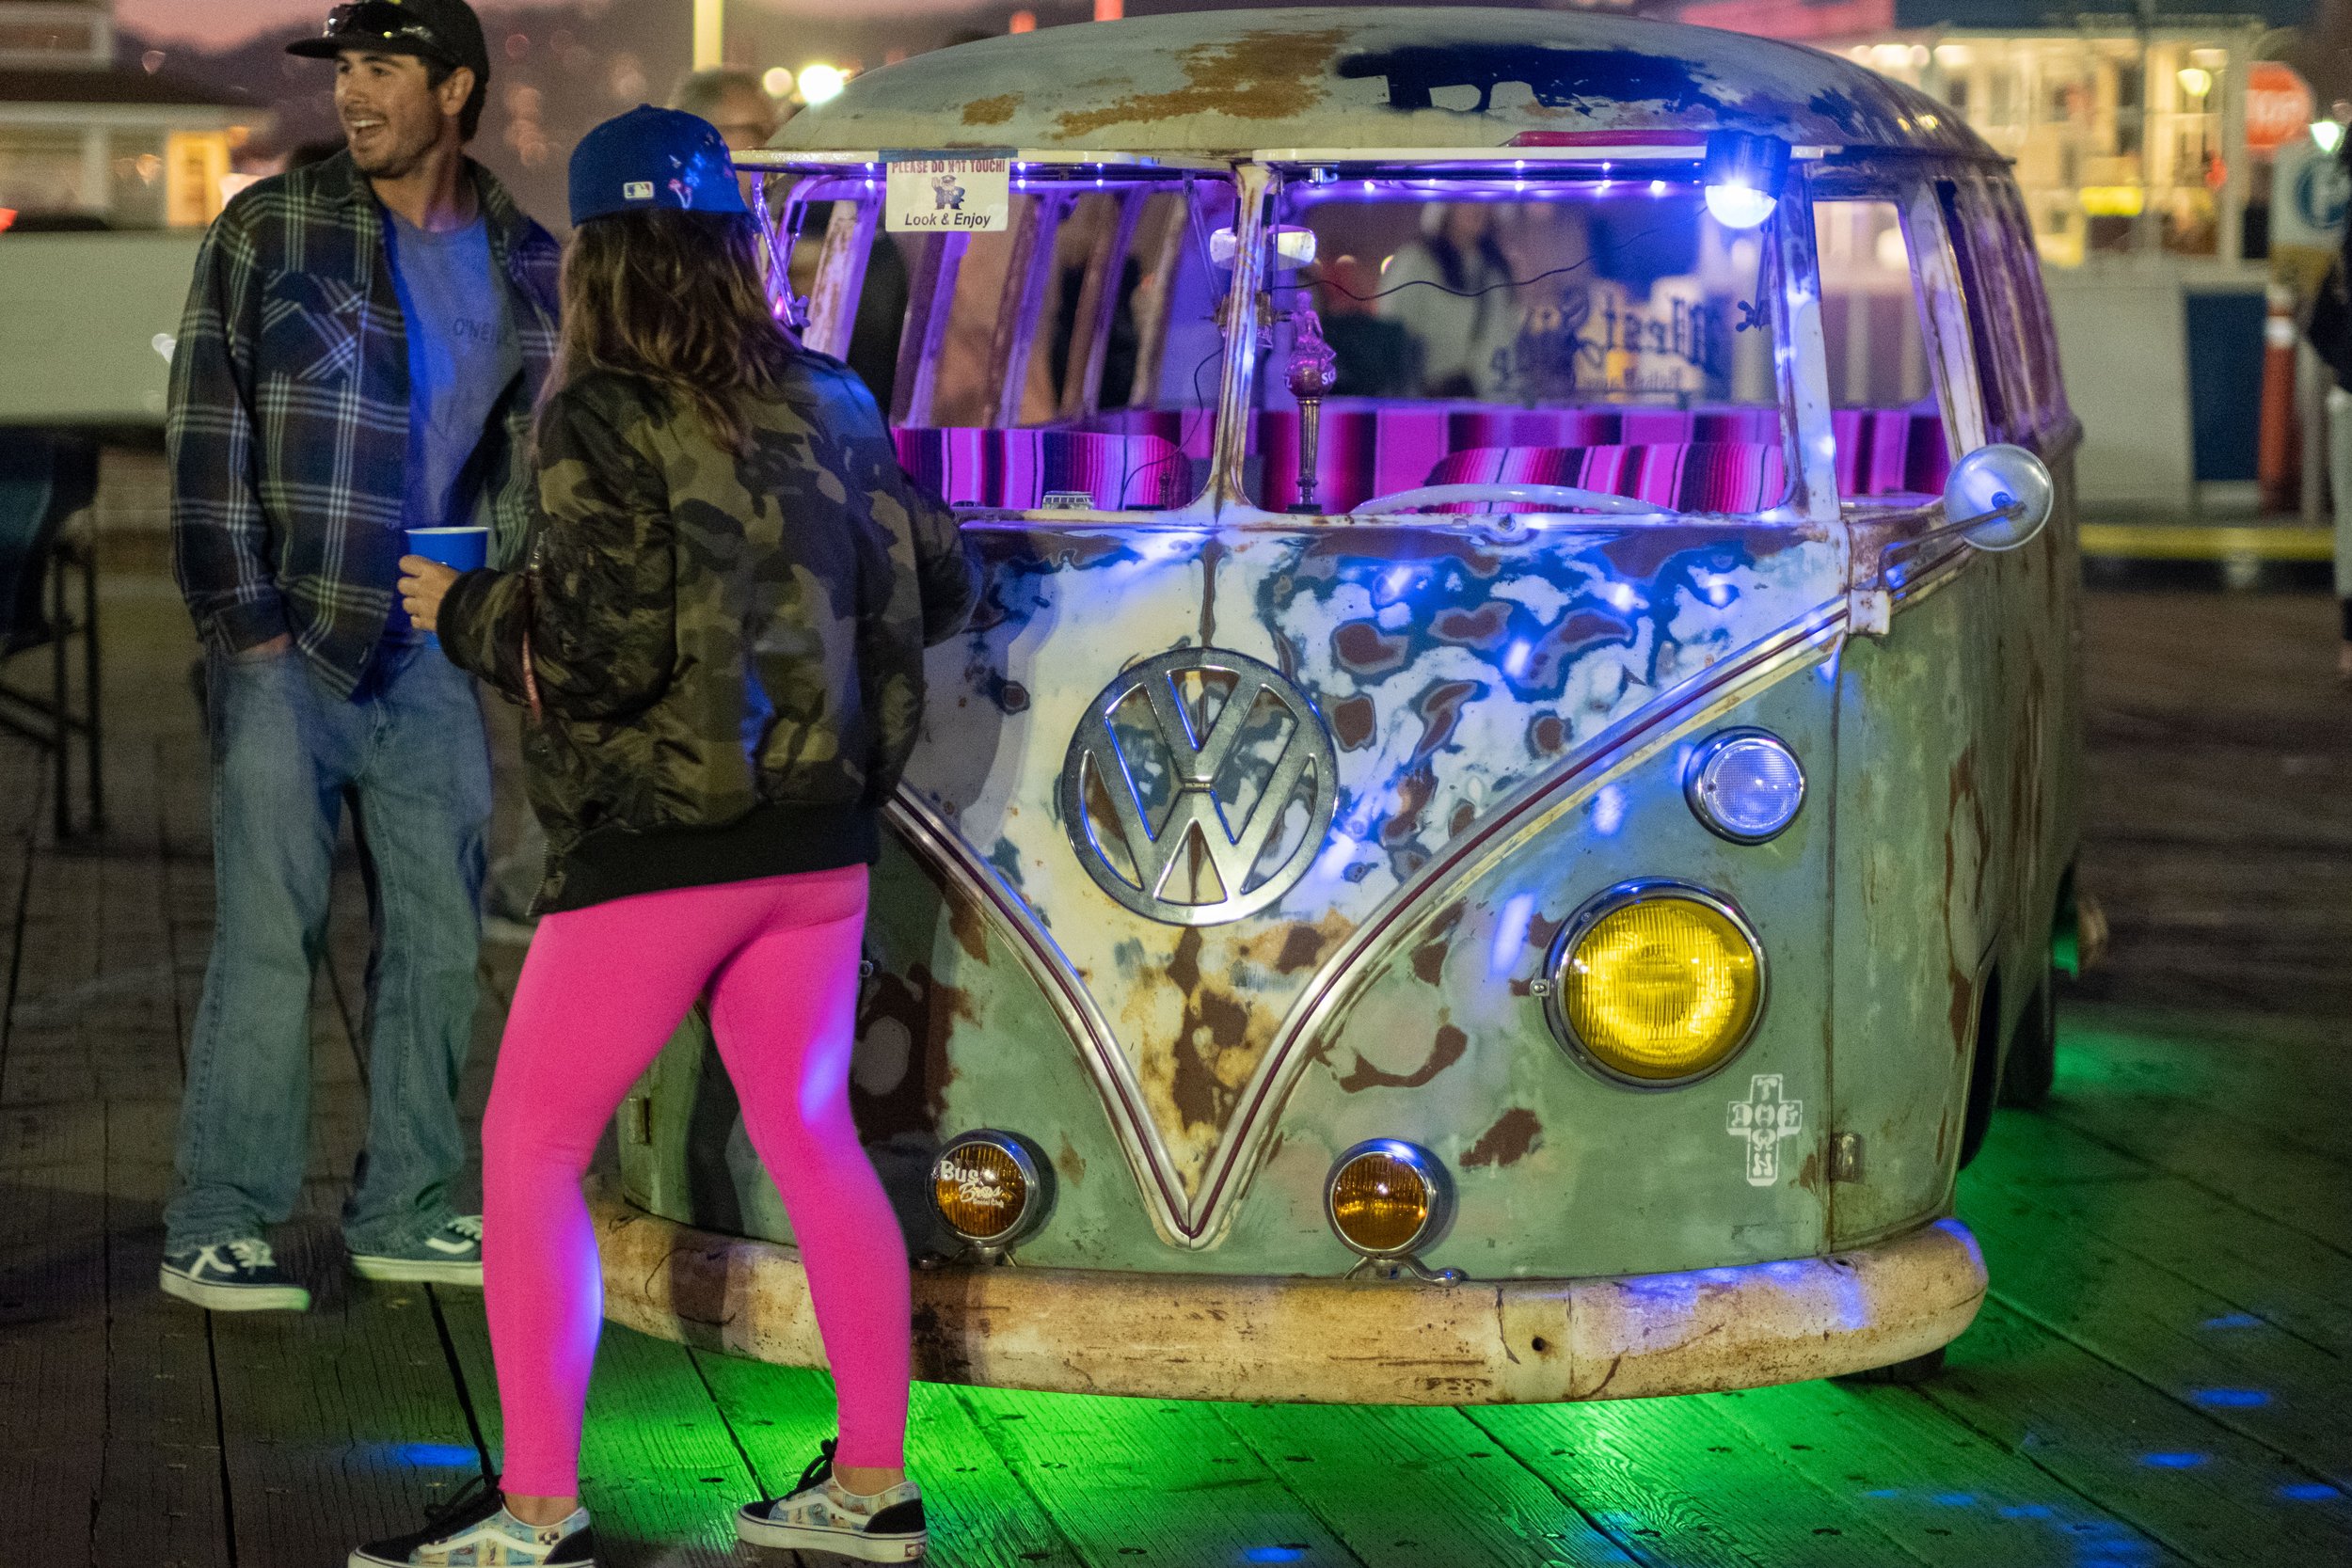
[
  {"left": 1423, "top": 444, "right": 1790, "bottom": 515},
  {"left": 894, "top": 401, "right": 1947, "bottom": 512},
  {"left": 1829, "top": 407, "right": 1949, "bottom": 499},
  {"left": 890, "top": 428, "right": 1193, "bottom": 512}
]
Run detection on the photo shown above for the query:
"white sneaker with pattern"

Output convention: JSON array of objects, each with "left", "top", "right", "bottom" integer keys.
[{"left": 736, "top": 1440, "right": 926, "bottom": 1561}]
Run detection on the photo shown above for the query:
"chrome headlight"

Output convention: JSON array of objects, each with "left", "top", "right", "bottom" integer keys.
[
  {"left": 929, "top": 1132, "right": 1052, "bottom": 1251},
  {"left": 1685, "top": 728, "right": 1805, "bottom": 844},
  {"left": 1545, "top": 881, "right": 1766, "bottom": 1085},
  {"left": 1325, "top": 1139, "right": 1453, "bottom": 1259}
]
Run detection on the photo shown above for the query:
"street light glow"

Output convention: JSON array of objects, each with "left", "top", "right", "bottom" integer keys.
[
  {"left": 762, "top": 66, "right": 793, "bottom": 99},
  {"left": 798, "top": 63, "right": 847, "bottom": 105},
  {"left": 2312, "top": 119, "right": 2345, "bottom": 155}
]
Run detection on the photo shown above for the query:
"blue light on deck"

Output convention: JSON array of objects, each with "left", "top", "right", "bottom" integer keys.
[
  {"left": 2279, "top": 1482, "right": 2341, "bottom": 1502},
  {"left": 1931, "top": 1493, "right": 1976, "bottom": 1507},
  {"left": 390, "top": 1443, "right": 479, "bottom": 1467},
  {"left": 2189, "top": 1387, "right": 2269, "bottom": 1408},
  {"left": 1997, "top": 1503, "right": 2054, "bottom": 1519},
  {"left": 2201, "top": 1312, "right": 2262, "bottom": 1329},
  {"left": 1242, "top": 1549, "right": 1307, "bottom": 1564},
  {"left": 2137, "top": 1451, "right": 2208, "bottom": 1469}
]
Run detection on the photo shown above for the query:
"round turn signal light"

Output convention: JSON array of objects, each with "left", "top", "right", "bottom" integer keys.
[
  {"left": 1325, "top": 1139, "right": 1452, "bottom": 1259},
  {"left": 930, "top": 1132, "right": 1049, "bottom": 1249}
]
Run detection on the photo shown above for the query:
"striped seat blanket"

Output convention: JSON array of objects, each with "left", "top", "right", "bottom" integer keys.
[{"left": 891, "top": 400, "right": 1947, "bottom": 514}]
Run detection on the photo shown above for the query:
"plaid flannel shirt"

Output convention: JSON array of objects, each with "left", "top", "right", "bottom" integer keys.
[{"left": 167, "top": 150, "right": 561, "bottom": 700}]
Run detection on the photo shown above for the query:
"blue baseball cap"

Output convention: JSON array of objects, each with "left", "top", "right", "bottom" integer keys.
[{"left": 568, "top": 104, "right": 749, "bottom": 228}]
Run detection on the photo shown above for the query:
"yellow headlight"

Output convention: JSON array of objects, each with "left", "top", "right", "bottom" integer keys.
[
  {"left": 1555, "top": 888, "right": 1762, "bottom": 1083},
  {"left": 930, "top": 1134, "right": 1038, "bottom": 1244},
  {"left": 1326, "top": 1141, "right": 1447, "bottom": 1257}
]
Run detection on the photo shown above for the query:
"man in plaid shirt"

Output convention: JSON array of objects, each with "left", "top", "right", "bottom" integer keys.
[{"left": 161, "top": 0, "right": 560, "bottom": 1311}]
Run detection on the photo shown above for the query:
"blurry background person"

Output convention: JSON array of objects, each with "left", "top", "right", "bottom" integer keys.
[
  {"left": 359, "top": 107, "right": 976, "bottom": 1568},
  {"left": 159, "top": 0, "right": 560, "bottom": 1313},
  {"left": 680, "top": 64, "right": 914, "bottom": 412},
  {"left": 1375, "top": 202, "right": 1522, "bottom": 398}
]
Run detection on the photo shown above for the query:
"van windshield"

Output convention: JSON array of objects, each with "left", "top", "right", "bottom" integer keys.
[{"left": 1257, "top": 178, "right": 1790, "bottom": 515}]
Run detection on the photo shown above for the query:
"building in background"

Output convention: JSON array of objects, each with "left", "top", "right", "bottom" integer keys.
[
  {"left": 1681, "top": 0, "right": 2328, "bottom": 515},
  {"left": 1677, "top": 0, "right": 2316, "bottom": 268},
  {"left": 0, "top": 0, "right": 260, "bottom": 229}
]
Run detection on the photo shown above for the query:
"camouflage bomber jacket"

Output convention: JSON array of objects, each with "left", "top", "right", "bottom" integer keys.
[{"left": 438, "top": 358, "right": 978, "bottom": 912}]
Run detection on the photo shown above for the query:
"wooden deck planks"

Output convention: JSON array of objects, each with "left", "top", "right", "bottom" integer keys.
[
  {"left": 1216, "top": 1401, "right": 1640, "bottom": 1568},
  {"left": 958, "top": 1385, "right": 1365, "bottom": 1568},
  {"left": 1696, "top": 1378, "right": 2194, "bottom": 1568},
  {"left": 1924, "top": 1300, "right": 2352, "bottom": 1568},
  {"left": 1470, "top": 1394, "right": 1951, "bottom": 1568}
]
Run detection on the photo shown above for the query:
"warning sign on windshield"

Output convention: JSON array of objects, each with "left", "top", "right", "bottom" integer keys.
[{"left": 884, "top": 156, "right": 1011, "bottom": 234}]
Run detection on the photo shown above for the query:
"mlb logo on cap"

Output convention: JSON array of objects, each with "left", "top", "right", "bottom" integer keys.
[{"left": 568, "top": 103, "right": 750, "bottom": 227}]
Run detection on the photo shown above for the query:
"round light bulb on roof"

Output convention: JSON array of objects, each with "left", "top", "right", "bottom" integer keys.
[
  {"left": 1706, "top": 183, "right": 1778, "bottom": 230},
  {"left": 798, "top": 63, "right": 847, "bottom": 104}
]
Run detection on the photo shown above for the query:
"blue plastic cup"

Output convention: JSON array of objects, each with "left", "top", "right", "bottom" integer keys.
[{"left": 403, "top": 526, "right": 488, "bottom": 644}]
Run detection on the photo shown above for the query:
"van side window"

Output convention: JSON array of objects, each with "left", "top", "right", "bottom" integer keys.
[
  {"left": 1936, "top": 176, "right": 2072, "bottom": 450},
  {"left": 1813, "top": 199, "right": 1947, "bottom": 501}
]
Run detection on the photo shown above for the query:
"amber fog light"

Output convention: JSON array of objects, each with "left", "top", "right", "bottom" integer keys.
[
  {"left": 1546, "top": 882, "right": 1764, "bottom": 1085},
  {"left": 930, "top": 1132, "right": 1050, "bottom": 1251},
  {"left": 1325, "top": 1139, "right": 1452, "bottom": 1259}
]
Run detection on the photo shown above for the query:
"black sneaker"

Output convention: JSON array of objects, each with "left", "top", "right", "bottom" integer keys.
[
  {"left": 349, "top": 1479, "right": 594, "bottom": 1566},
  {"left": 159, "top": 1239, "right": 310, "bottom": 1311},
  {"left": 736, "top": 1440, "right": 927, "bottom": 1561}
]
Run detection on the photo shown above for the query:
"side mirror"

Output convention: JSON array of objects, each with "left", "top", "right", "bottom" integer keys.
[{"left": 1943, "top": 443, "right": 2055, "bottom": 552}]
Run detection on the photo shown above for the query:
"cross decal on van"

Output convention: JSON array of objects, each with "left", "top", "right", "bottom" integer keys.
[{"left": 1726, "top": 1074, "right": 1804, "bottom": 1187}]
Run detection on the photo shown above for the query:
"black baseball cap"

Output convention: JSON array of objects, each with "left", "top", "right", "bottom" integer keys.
[{"left": 287, "top": 0, "right": 491, "bottom": 85}]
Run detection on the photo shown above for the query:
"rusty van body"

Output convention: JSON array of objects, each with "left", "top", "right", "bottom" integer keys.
[{"left": 591, "top": 7, "right": 2079, "bottom": 1405}]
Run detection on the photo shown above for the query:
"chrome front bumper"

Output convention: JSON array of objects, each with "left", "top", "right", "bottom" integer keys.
[{"left": 589, "top": 1181, "right": 1986, "bottom": 1404}]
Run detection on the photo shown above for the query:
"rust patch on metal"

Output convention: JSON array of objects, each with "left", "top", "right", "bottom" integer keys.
[
  {"left": 1433, "top": 602, "right": 1510, "bottom": 648},
  {"left": 852, "top": 962, "right": 973, "bottom": 1136},
  {"left": 946, "top": 894, "right": 992, "bottom": 965},
  {"left": 1056, "top": 1135, "right": 1088, "bottom": 1187},
  {"left": 963, "top": 92, "right": 1022, "bottom": 126},
  {"left": 1462, "top": 1107, "right": 1543, "bottom": 1168},
  {"left": 1333, "top": 621, "right": 1409, "bottom": 676},
  {"left": 1448, "top": 800, "right": 1477, "bottom": 838},
  {"left": 1275, "top": 924, "right": 1328, "bottom": 974},
  {"left": 1338, "top": 1022, "right": 1468, "bottom": 1093},
  {"left": 1330, "top": 694, "right": 1376, "bottom": 751},
  {"left": 1795, "top": 1148, "right": 1822, "bottom": 1196},
  {"left": 1411, "top": 680, "right": 1481, "bottom": 760},
  {"left": 1529, "top": 713, "right": 1567, "bottom": 755},
  {"left": 1054, "top": 29, "right": 1346, "bottom": 137},
  {"left": 1402, "top": 902, "right": 1458, "bottom": 987}
]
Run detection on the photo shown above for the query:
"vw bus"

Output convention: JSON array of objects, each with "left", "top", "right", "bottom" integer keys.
[{"left": 593, "top": 7, "right": 2080, "bottom": 1404}]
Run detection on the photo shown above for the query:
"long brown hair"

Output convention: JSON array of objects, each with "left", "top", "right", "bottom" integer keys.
[{"left": 545, "top": 208, "right": 798, "bottom": 455}]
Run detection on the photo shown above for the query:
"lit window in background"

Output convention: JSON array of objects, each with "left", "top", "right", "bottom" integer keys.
[
  {"left": 1009, "top": 9, "right": 1037, "bottom": 31},
  {"left": 1095, "top": 0, "right": 1124, "bottom": 18}
]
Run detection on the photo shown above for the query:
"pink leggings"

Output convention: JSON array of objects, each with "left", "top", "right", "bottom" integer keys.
[{"left": 482, "top": 864, "right": 908, "bottom": 1497}]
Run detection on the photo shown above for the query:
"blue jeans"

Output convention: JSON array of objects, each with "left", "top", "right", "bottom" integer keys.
[{"left": 166, "top": 641, "right": 491, "bottom": 1255}]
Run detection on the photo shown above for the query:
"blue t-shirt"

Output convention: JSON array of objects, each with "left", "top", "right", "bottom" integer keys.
[{"left": 386, "top": 211, "right": 520, "bottom": 637}]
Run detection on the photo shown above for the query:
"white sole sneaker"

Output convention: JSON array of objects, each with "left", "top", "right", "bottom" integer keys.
[
  {"left": 735, "top": 1505, "right": 926, "bottom": 1561},
  {"left": 348, "top": 1254, "right": 484, "bottom": 1285},
  {"left": 159, "top": 1265, "right": 310, "bottom": 1312}
]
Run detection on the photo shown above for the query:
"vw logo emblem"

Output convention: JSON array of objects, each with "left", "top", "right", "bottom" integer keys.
[{"left": 1061, "top": 647, "right": 1340, "bottom": 926}]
